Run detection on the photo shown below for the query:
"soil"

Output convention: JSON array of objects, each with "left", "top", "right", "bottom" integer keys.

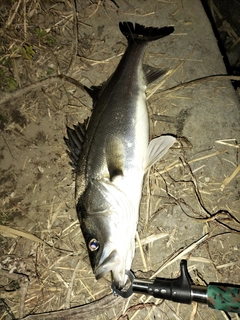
[{"left": 0, "top": 0, "right": 239, "bottom": 320}]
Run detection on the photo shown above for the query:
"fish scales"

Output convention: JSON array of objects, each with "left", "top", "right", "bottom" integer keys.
[
  {"left": 78, "top": 45, "right": 148, "bottom": 183},
  {"left": 65, "top": 22, "right": 175, "bottom": 289}
]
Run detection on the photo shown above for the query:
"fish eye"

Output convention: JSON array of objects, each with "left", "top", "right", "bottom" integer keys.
[{"left": 88, "top": 238, "right": 100, "bottom": 251}]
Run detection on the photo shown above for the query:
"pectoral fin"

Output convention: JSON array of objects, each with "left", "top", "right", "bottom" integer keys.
[
  {"left": 144, "top": 135, "right": 176, "bottom": 172},
  {"left": 105, "top": 137, "right": 124, "bottom": 181}
]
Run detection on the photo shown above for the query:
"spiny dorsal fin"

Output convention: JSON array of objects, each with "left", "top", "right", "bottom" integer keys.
[
  {"left": 64, "top": 122, "right": 86, "bottom": 170},
  {"left": 143, "top": 64, "right": 166, "bottom": 85}
]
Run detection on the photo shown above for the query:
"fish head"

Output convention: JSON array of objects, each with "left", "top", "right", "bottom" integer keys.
[{"left": 77, "top": 178, "right": 137, "bottom": 289}]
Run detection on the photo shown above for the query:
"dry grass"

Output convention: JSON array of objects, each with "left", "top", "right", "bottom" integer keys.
[{"left": 0, "top": 1, "right": 239, "bottom": 320}]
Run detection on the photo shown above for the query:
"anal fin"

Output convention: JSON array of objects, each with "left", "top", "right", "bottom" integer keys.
[{"left": 143, "top": 64, "right": 166, "bottom": 85}]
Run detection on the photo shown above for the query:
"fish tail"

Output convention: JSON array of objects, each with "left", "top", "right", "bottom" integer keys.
[{"left": 119, "top": 21, "right": 174, "bottom": 44}]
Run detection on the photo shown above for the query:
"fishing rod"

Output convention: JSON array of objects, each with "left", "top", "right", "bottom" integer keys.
[{"left": 112, "top": 260, "right": 240, "bottom": 314}]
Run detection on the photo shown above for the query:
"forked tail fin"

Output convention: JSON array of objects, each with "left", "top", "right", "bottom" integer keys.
[{"left": 119, "top": 21, "right": 174, "bottom": 44}]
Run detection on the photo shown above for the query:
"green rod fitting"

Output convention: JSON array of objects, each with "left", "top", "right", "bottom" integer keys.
[{"left": 207, "top": 284, "right": 240, "bottom": 313}]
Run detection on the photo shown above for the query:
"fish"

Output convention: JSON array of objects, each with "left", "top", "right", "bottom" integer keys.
[{"left": 64, "top": 21, "right": 175, "bottom": 289}]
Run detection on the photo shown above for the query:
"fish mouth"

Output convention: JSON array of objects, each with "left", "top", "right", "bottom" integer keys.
[
  {"left": 94, "top": 249, "right": 127, "bottom": 289},
  {"left": 94, "top": 249, "right": 119, "bottom": 279}
]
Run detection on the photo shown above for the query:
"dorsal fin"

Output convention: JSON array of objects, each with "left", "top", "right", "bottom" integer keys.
[
  {"left": 64, "top": 122, "right": 86, "bottom": 170},
  {"left": 84, "top": 84, "right": 104, "bottom": 101},
  {"left": 143, "top": 64, "right": 166, "bottom": 85}
]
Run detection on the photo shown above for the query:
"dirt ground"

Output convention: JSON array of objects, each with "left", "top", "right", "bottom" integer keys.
[{"left": 0, "top": 0, "right": 239, "bottom": 319}]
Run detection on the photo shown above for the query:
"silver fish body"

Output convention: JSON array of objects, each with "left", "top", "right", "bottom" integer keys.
[{"left": 65, "top": 22, "right": 175, "bottom": 289}]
